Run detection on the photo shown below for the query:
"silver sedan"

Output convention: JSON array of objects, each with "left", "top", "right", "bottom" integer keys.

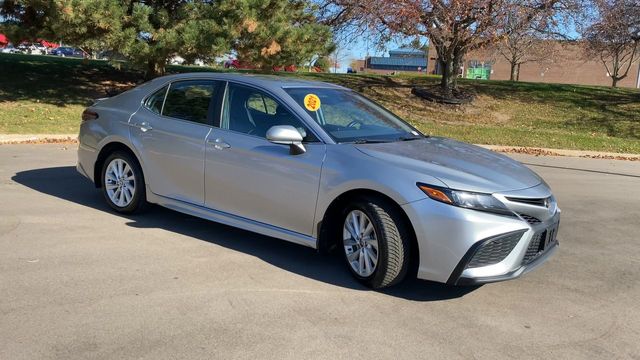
[{"left": 77, "top": 73, "right": 560, "bottom": 289}]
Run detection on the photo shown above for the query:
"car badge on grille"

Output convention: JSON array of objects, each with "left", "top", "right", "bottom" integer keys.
[{"left": 545, "top": 197, "right": 556, "bottom": 215}]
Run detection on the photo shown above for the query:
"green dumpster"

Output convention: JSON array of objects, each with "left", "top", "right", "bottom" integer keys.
[{"left": 466, "top": 67, "right": 491, "bottom": 80}]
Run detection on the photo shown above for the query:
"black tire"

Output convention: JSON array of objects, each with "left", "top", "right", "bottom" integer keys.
[
  {"left": 100, "top": 151, "right": 148, "bottom": 214},
  {"left": 340, "top": 196, "right": 411, "bottom": 289}
]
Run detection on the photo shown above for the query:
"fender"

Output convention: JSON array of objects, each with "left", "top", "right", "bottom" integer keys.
[{"left": 312, "top": 145, "right": 446, "bottom": 238}]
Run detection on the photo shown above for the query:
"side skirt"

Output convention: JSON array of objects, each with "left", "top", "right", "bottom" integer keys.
[{"left": 147, "top": 191, "right": 318, "bottom": 249}]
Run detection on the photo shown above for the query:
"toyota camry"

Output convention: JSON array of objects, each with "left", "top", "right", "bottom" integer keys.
[{"left": 77, "top": 73, "right": 560, "bottom": 289}]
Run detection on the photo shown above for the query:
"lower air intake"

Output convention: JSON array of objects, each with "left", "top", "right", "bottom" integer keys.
[
  {"left": 466, "top": 231, "right": 526, "bottom": 268},
  {"left": 522, "top": 231, "right": 545, "bottom": 264}
]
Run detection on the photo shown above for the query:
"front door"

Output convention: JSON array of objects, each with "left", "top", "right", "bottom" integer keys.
[
  {"left": 204, "top": 83, "right": 325, "bottom": 236},
  {"left": 130, "top": 79, "right": 222, "bottom": 205}
]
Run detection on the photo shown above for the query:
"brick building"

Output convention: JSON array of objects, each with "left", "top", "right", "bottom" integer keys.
[
  {"left": 354, "top": 48, "right": 428, "bottom": 74},
  {"left": 426, "top": 41, "right": 640, "bottom": 88}
]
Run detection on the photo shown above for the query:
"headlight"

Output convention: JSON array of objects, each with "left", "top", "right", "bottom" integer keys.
[{"left": 417, "top": 183, "right": 513, "bottom": 216}]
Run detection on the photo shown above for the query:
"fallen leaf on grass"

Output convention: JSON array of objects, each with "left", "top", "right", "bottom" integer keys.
[
  {"left": 580, "top": 154, "right": 640, "bottom": 162},
  {"left": 494, "top": 147, "right": 563, "bottom": 157},
  {"left": 0, "top": 137, "right": 78, "bottom": 145}
]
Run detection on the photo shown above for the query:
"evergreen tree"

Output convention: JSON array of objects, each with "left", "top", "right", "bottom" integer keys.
[
  {"left": 1, "top": 0, "right": 335, "bottom": 77},
  {"left": 233, "top": 0, "right": 335, "bottom": 69}
]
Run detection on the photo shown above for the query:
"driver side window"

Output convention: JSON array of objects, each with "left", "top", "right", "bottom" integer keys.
[
  {"left": 221, "top": 83, "right": 317, "bottom": 141},
  {"left": 246, "top": 93, "right": 278, "bottom": 115}
]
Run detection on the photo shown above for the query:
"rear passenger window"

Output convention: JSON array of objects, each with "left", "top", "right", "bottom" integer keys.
[
  {"left": 144, "top": 85, "right": 168, "bottom": 114},
  {"left": 162, "top": 80, "right": 218, "bottom": 125}
]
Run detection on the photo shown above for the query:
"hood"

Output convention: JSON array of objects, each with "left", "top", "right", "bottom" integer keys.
[{"left": 355, "top": 137, "right": 542, "bottom": 193}]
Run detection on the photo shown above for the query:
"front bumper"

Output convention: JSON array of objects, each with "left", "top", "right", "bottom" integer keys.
[
  {"left": 402, "top": 188, "right": 560, "bottom": 285},
  {"left": 454, "top": 240, "right": 558, "bottom": 285}
]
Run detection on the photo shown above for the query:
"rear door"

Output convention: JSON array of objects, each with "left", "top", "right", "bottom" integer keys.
[
  {"left": 129, "top": 79, "right": 223, "bottom": 205},
  {"left": 204, "top": 82, "right": 326, "bottom": 236}
]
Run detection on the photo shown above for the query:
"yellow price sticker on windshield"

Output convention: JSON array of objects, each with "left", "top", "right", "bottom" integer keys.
[{"left": 304, "top": 94, "right": 321, "bottom": 112}]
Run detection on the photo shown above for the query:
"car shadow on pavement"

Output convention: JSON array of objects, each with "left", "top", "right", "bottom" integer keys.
[{"left": 12, "top": 166, "right": 481, "bottom": 302}]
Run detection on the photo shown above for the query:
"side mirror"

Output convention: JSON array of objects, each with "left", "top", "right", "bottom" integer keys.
[{"left": 266, "top": 125, "right": 306, "bottom": 155}]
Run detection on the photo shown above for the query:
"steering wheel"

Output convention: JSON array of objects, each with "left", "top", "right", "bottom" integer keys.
[{"left": 346, "top": 120, "right": 363, "bottom": 129}]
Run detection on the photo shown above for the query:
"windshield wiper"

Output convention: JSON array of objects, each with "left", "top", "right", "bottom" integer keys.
[
  {"left": 351, "top": 139, "right": 391, "bottom": 144},
  {"left": 398, "top": 135, "right": 423, "bottom": 141}
]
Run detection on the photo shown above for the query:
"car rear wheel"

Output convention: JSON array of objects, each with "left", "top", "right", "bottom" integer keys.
[
  {"left": 341, "top": 197, "right": 411, "bottom": 289},
  {"left": 101, "top": 151, "right": 147, "bottom": 214}
]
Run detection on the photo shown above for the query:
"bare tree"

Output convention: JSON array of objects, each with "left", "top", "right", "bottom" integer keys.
[
  {"left": 582, "top": 0, "right": 640, "bottom": 87},
  {"left": 493, "top": 10, "right": 563, "bottom": 81},
  {"left": 321, "top": 0, "right": 573, "bottom": 99},
  {"left": 328, "top": 44, "right": 350, "bottom": 73}
]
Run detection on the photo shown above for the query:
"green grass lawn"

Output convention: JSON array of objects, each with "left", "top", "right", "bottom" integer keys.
[{"left": 1, "top": 53, "right": 639, "bottom": 153}]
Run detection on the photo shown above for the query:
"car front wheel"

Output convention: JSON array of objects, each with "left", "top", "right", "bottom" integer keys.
[{"left": 341, "top": 197, "right": 411, "bottom": 289}]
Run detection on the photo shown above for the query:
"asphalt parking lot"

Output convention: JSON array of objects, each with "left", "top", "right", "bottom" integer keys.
[{"left": 1, "top": 144, "right": 639, "bottom": 359}]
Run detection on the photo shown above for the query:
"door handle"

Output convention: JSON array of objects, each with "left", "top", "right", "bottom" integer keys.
[
  {"left": 136, "top": 122, "right": 153, "bottom": 132},
  {"left": 207, "top": 138, "right": 230, "bottom": 150}
]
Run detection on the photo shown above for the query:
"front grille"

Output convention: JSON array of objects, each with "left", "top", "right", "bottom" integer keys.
[
  {"left": 518, "top": 213, "right": 542, "bottom": 225},
  {"left": 466, "top": 231, "right": 525, "bottom": 268},
  {"left": 506, "top": 196, "right": 549, "bottom": 207},
  {"left": 522, "top": 231, "right": 545, "bottom": 264}
]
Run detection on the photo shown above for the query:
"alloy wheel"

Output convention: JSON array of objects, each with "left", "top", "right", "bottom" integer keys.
[
  {"left": 343, "top": 210, "right": 379, "bottom": 277},
  {"left": 104, "top": 158, "right": 136, "bottom": 208}
]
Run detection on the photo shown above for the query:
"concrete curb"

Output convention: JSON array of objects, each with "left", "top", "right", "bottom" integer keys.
[
  {"left": 0, "top": 134, "right": 78, "bottom": 144},
  {"left": 1, "top": 134, "right": 638, "bottom": 161},
  {"left": 478, "top": 145, "right": 640, "bottom": 161}
]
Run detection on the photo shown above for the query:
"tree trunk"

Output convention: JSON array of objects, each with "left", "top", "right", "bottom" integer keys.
[
  {"left": 145, "top": 59, "right": 166, "bottom": 80},
  {"left": 611, "top": 54, "right": 620, "bottom": 88},
  {"left": 452, "top": 49, "right": 463, "bottom": 90},
  {"left": 437, "top": 46, "right": 465, "bottom": 99},
  {"left": 509, "top": 62, "right": 517, "bottom": 81},
  {"left": 436, "top": 46, "right": 464, "bottom": 99},
  {"left": 516, "top": 64, "right": 521, "bottom": 81},
  {"left": 440, "top": 57, "right": 456, "bottom": 98}
]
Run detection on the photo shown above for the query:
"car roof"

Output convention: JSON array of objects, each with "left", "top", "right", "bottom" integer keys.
[{"left": 149, "top": 73, "right": 348, "bottom": 92}]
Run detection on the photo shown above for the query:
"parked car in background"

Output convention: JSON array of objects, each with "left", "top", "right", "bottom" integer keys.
[
  {"left": 50, "top": 47, "right": 85, "bottom": 58},
  {"left": 0, "top": 33, "right": 9, "bottom": 48},
  {"left": 77, "top": 73, "right": 560, "bottom": 289},
  {"left": 17, "top": 43, "right": 48, "bottom": 55},
  {"left": 38, "top": 39, "right": 58, "bottom": 50},
  {"left": 223, "top": 59, "right": 253, "bottom": 70},
  {"left": 1, "top": 44, "right": 20, "bottom": 54},
  {"left": 272, "top": 65, "right": 298, "bottom": 72}
]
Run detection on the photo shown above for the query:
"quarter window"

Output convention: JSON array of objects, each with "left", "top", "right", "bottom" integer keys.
[
  {"left": 162, "top": 80, "right": 218, "bottom": 125},
  {"left": 144, "top": 85, "right": 168, "bottom": 115}
]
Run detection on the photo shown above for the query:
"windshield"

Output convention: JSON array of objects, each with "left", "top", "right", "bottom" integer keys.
[{"left": 284, "top": 88, "right": 423, "bottom": 143}]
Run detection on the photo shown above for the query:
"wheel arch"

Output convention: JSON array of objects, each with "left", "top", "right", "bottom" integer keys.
[
  {"left": 93, "top": 142, "right": 142, "bottom": 188},
  {"left": 316, "top": 188, "right": 419, "bottom": 274}
]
